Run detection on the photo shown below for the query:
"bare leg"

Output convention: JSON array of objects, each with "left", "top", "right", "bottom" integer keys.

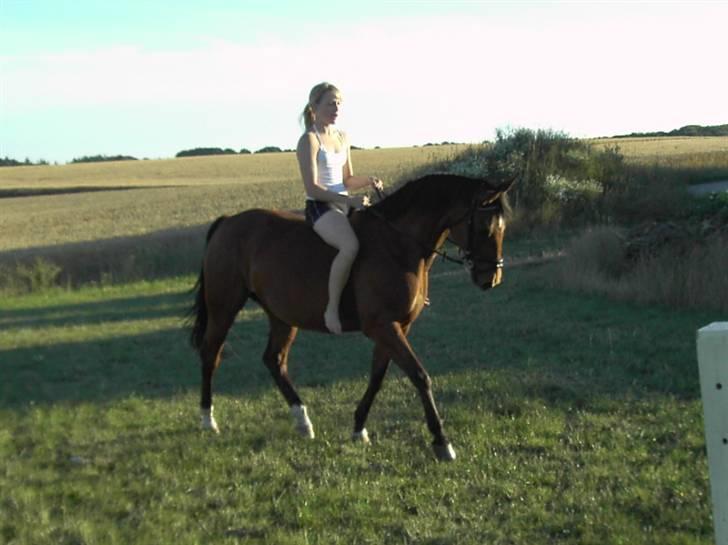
[{"left": 313, "top": 210, "right": 359, "bottom": 334}]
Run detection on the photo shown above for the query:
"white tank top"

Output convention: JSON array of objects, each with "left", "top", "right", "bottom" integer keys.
[{"left": 312, "top": 127, "right": 348, "bottom": 197}]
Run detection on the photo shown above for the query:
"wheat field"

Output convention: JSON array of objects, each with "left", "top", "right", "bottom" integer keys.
[
  {"left": 2, "top": 137, "right": 726, "bottom": 256},
  {"left": 589, "top": 135, "right": 728, "bottom": 160},
  {"left": 0, "top": 146, "right": 466, "bottom": 252}
]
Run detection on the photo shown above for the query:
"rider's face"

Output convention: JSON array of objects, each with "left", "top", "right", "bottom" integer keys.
[{"left": 314, "top": 91, "right": 342, "bottom": 126}]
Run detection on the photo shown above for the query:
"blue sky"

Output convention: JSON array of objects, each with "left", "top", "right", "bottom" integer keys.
[{"left": 2, "top": 0, "right": 727, "bottom": 163}]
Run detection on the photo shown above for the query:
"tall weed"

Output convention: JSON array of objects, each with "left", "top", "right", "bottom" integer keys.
[
  {"left": 549, "top": 229, "right": 728, "bottom": 312},
  {"left": 0, "top": 258, "right": 62, "bottom": 294},
  {"left": 0, "top": 227, "right": 205, "bottom": 295}
]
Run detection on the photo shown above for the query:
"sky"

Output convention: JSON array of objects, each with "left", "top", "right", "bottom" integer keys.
[{"left": 1, "top": 0, "right": 727, "bottom": 163}]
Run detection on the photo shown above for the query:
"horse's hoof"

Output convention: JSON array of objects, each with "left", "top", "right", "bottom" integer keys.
[
  {"left": 200, "top": 407, "right": 220, "bottom": 434},
  {"left": 296, "top": 424, "right": 315, "bottom": 439},
  {"left": 433, "top": 442, "right": 456, "bottom": 461},
  {"left": 352, "top": 428, "right": 370, "bottom": 444},
  {"left": 291, "top": 404, "right": 315, "bottom": 439}
]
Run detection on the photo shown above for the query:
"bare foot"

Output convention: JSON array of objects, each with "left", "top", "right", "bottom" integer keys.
[{"left": 324, "top": 309, "right": 342, "bottom": 335}]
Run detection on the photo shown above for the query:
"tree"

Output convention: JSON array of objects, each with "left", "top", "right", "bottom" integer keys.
[{"left": 255, "top": 146, "right": 283, "bottom": 154}]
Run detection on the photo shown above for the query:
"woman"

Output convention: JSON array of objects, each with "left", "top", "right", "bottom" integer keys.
[{"left": 296, "top": 82, "right": 384, "bottom": 335}]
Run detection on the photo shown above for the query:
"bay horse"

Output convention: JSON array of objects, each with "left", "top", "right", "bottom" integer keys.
[{"left": 189, "top": 173, "right": 513, "bottom": 461}]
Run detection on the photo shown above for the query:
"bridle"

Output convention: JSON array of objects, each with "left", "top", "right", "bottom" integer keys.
[
  {"left": 368, "top": 185, "right": 504, "bottom": 272},
  {"left": 442, "top": 200, "right": 504, "bottom": 272}
]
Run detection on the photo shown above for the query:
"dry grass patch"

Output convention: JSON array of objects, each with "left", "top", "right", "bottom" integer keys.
[{"left": 549, "top": 227, "right": 728, "bottom": 312}]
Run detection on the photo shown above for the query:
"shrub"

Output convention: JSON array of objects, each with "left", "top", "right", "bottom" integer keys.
[
  {"left": 255, "top": 146, "right": 283, "bottom": 154},
  {"left": 407, "top": 128, "right": 631, "bottom": 229},
  {"left": 70, "top": 155, "right": 138, "bottom": 163},
  {"left": 175, "top": 148, "right": 238, "bottom": 158}
]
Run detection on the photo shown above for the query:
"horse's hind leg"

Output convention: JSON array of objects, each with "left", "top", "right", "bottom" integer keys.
[
  {"left": 199, "top": 291, "right": 247, "bottom": 433},
  {"left": 263, "top": 316, "right": 313, "bottom": 438}
]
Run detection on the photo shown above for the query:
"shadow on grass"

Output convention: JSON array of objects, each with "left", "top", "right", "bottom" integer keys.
[
  {"left": 0, "top": 268, "right": 716, "bottom": 412},
  {"left": 0, "top": 291, "right": 192, "bottom": 330},
  {"left": 0, "top": 185, "right": 180, "bottom": 199},
  {"left": 0, "top": 287, "right": 374, "bottom": 410},
  {"left": 0, "top": 223, "right": 209, "bottom": 291}
]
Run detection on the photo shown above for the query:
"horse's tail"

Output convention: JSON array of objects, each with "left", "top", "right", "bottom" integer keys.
[{"left": 188, "top": 216, "right": 228, "bottom": 350}]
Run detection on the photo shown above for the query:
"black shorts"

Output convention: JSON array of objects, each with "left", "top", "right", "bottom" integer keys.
[{"left": 304, "top": 200, "right": 347, "bottom": 226}]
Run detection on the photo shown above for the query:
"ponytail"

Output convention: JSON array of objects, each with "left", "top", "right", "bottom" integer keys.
[{"left": 301, "top": 104, "right": 315, "bottom": 130}]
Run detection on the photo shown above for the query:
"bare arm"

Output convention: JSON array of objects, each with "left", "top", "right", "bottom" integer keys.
[{"left": 341, "top": 132, "right": 384, "bottom": 192}]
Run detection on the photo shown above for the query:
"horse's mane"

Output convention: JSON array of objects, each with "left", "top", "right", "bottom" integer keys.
[{"left": 368, "top": 173, "right": 505, "bottom": 221}]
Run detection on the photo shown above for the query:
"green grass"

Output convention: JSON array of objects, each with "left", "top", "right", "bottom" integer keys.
[{"left": 0, "top": 265, "right": 719, "bottom": 544}]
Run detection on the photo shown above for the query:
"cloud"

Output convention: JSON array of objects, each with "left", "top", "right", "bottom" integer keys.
[{"left": 3, "top": 4, "right": 728, "bottom": 161}]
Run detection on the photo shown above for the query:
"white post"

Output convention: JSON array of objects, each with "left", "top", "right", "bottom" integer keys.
[{"left": 697, "top": 322, "right": 728, "bottom": 545}]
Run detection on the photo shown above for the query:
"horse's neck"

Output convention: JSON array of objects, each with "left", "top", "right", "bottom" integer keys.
[{"left": 387, "top": 202, "right": 454, "bottom": 257}]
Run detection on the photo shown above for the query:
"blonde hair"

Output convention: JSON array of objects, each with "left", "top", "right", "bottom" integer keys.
[{"left": 301, "top": 82, "right": 341, "bottom": 130}]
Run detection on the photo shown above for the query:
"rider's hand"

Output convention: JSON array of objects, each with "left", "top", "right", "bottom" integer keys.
[
  {"left": 369, "top": 177, "right": 384, "bottom": 192},
  {"left": 349, "top": 195, "right": 370, "bottom": 210}
]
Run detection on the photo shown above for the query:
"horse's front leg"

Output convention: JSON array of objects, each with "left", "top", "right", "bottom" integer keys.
[
  {"left": 366, "top": 321, "right": 456, "bottom": 461},
  {"left": 353, "top": 345, "right": 391, "bottom": 443}
]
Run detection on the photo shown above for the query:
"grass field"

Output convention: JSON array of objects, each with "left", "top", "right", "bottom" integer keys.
[
  {"left": 1, "top": 139, "right": 723, "bottom": 543},
  {"left": 0, "top": 263, "right": 719, "bottom": 545}
]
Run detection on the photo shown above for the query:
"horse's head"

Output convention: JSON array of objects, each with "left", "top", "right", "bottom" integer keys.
[{"left": 447, "top": 178, "right": 515, "bottom": 290}]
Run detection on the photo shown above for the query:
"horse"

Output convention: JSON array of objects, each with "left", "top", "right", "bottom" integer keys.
[{"left": 188, "top": 173, "right": 514, "bottom": 461}]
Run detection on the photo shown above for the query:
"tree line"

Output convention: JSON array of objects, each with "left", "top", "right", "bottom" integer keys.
[
  {"left": 612, "top": 123, "right": 728, "bottom": 138},
  {"left": 175, "top": 146, "right": 294, "bottom": 157}
]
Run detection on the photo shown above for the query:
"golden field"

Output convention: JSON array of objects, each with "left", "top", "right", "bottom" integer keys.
[
  {"left": 1, "top": 137, "right": 727, "bottom": 255},
  {"left": 0, "top": 145, "right": 466, "bottom": 253},
  {"left": 1, "top": 136, "right": 727, "bottom": 291},
  {"left": 589, "top": 135, "right": 728, "bottom": 160}
]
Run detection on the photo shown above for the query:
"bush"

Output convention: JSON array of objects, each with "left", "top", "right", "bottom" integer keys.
[
  {"left": 255, "top": 146, "right": 283, "bottom": 154},
  {"left": 176, "top": 148, "right": 238, "bottom": 158},
  {"left": 407, "top": 128, "right": 633, "bottom": 229},
  {"left": 70, "top": 155, "right": 138, "bottom": 163}
]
